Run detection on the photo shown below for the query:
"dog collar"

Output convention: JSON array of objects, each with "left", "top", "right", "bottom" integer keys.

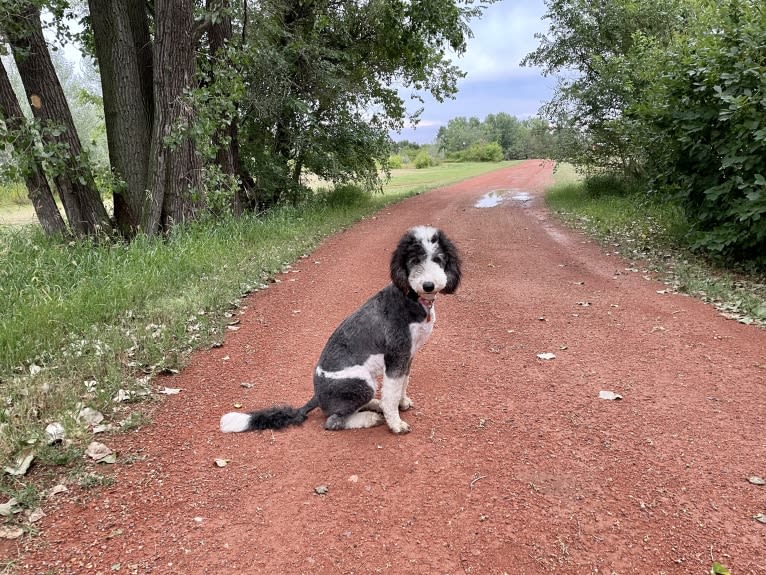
[{"left": 418, "top": 296, "right": 434, "bottom": 322}]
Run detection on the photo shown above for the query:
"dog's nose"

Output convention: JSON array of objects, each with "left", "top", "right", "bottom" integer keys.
[{"left": 423, "top": 282, "right": 435, "bottom": 293}]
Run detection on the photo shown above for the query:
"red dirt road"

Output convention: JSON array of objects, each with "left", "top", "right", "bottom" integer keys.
[{"left": 5, "top": 160, "right": 766, "bottom": 574}]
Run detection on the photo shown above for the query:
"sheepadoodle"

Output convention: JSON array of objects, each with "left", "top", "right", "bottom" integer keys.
[{"left": 220, "top": 225, "right": 462, "bottom": 434}]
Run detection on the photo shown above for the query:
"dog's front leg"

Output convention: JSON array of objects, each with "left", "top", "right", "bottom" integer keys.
[
  {"left": 381, "top": 374, "right": 411, "bottom": 434},
  {"left": 399, "top": 375, "right": 414, "bottom": 411}
]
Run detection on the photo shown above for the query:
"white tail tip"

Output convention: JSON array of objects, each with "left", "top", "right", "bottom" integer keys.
[{"left": 220, "top": 412, "right": 251, "bottom": 433}]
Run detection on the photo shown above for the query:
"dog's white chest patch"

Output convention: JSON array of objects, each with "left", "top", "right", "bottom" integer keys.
[{"left": 409, "top": 308, "right": 436, "bottom": 354}]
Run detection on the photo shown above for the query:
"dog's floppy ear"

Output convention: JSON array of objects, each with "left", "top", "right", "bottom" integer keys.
[
  {"left": 390, "top": 230, "right": 414, "bottom": 293},
  {"left": 438, "top": 230, "right": 462, "bottom": 294}
]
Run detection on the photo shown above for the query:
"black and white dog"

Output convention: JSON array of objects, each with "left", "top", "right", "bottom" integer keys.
[{"left": 220, "top": 225, "right": 461, "bottom": 435}]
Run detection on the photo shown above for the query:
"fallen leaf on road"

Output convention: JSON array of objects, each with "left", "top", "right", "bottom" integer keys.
[
  {"left": 214, "top": 458, "right": 229, "bottom": 468},
  {"left": 158, "top": 387, "right": 182, "bottom": 395},
  {"left": 536, "top": 352, "right": 556, "bottom": 360},
  {"left": 314, "top": 485, "right": 329, "bottom": 495},
  {"left": 3, "top": 448, "right": 35, "bottom": 476},
  {"left": 86, "top": 441, "right": 116, "bottom": 463},
  {"left": 748, "top": 476, "right": 765, "bottom": 486},
  {"left": 47, "top": 484, "right": 68, "bottom": 497},
  {"left": 0, "top": 525, "right": 24, "bottom": 540},
  {"left": 0, "top": 497, "right": 20, "bottom": 517},
  {"left": 27, "top": 507, "right": 45, "bottom": 523},
  {"left": 79, "top": 407, "right": 104, "bottom": 426},
  {"left": 599, "top": 391, "right": 623, "bottom": 401}
]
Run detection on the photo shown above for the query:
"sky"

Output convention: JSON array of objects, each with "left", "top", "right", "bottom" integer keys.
[{"left": 395, "top": 0, "right": 555, "bottom": 144}]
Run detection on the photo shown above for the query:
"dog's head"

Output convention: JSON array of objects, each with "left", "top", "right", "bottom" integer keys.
[{"left": 390, "top": 226, "right": 461, "bottom": 300}]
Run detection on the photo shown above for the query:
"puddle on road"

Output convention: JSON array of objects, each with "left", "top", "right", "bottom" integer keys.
[
  {"left": 474, "top": 191, "right": 505, "bottom": 208},
  {"left": 474, "top": 189, "right": 532, "bottom": 208}
]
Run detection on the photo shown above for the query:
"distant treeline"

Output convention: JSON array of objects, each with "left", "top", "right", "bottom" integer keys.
[{"left": 392, "top": 114, "right": 557, "bottom": 167}]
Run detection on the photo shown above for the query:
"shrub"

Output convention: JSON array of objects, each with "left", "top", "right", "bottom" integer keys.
[
  {"left": 455, "top": 141, "right": 504, "bottom": 163},
  {"left": 644, "top": 2, "right": 766, "bottom": 264},
  {"left": 319, "top": 184, "right": 368, "bottom": 208},
  {"left": 388, "top": 154, "right": 403, "bottom": 169},
  {"left": 414, "top": 150, "right": 433, "bottom": 169}
]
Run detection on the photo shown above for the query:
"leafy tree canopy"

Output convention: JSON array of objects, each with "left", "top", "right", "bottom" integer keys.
[{"left": 525, "top": 0, "right": 766, "bottom": 265}]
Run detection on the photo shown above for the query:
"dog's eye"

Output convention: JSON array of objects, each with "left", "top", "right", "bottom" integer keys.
[
  {"left": 432, "top": 255, "right": 444, "bottom": 266},
  {"left": 430, "top": 234, "right": 438, "bottom": 243}
]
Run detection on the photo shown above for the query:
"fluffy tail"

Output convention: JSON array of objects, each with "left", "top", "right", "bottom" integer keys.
[{"left": 220, "top": 396, "right": 319, "bottom": 433}]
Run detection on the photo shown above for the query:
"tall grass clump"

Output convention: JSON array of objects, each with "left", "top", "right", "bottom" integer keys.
[
  {"left": 384, "top": 161, "right": 518, "bottom": 195},
  {"left": 546, "top": 172, "right": 688, "bottom": 251}
]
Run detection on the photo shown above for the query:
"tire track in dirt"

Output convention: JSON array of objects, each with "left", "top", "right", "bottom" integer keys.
[{"left": 6, "top": 159, "right": 766, "bottom": 574}]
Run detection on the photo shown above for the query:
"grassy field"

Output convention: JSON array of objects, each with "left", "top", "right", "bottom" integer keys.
[
  {"left": 0, "top": 181, "right": 27, "bottom": 206},
  {"left": 0, "top": 182, "right": 36, "bottom": 226},
  {"left": 546, "top": 164, "right": 766, "bottom": 327},
  {"left": 0, "top": 162, "right": 519, "bottom": 225},
  {"left": 0, "top": 161, "right": 512, "bottom": 508},
  {"left": 381, "top": 160, "right": 518, "bottom": 194}
]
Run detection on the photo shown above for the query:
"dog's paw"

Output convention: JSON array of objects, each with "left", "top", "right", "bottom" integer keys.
[
  {"left": 388, "top": 419, "right": 411, "bottom": 435},
  {"left": 362, "top": 398, "right": 383, "bottom": 413},
  {"left": 324, "top": 414, "right": 346, "bottom": 431},
  {"left": 399, "top": 396, "right": 414, "bottom": 411}
]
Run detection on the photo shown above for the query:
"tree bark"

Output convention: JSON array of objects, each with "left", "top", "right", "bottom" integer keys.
[
  {"left": 6, "top": 3, "right": 112, "bottom": 236},
  {"left": 88, "top": 0, "right": 153, "bottom": 238},
  {"left": 0, "top": 60, "right": 67, "bottom": 236},
  {"left": 143, "top": 0, "right": 204, "bottom": 234}
]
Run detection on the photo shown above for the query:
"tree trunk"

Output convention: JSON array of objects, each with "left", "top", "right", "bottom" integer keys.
[
  {"left": 6, "top": 3, "right": 112, "bottom": 237},
  {"left": 143, "top": 0, "right": 204, "bottom": 234},
  {"left": 0, "top": 60, "right": 67, "bottom": 236},
  {"left": 206, "top": 0, "right": 253, "bottom": 215},
  {"left": 88, "top": 0, "right": 153, "bottom": 238}
]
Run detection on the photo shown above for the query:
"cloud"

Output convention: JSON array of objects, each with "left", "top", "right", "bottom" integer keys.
[
  {"left": 393, "top": 1, "right": 554, "bottom": 143},
  {"left": 402, "top": 118, "right": 444, "bottom": 129},
  {"left": 455, "top": 1, "right": 548, "bottom": 83}
]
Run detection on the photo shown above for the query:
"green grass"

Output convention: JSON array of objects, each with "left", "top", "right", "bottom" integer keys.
[
  {"left": 0, "top": 182, "right": 29, "bottom": 208},
  {"left": 546, "top": 170, "right": 689, "bottom": 250},
  {"left": 546, "top": 164, "right": 766, "bottom": 326},
  {"left": 0, "top": 182, "right": 37, "bottom": 226},
  {"left": 383, "top": 161, "right": 519, "bottom": 195},
  {"left": 0, "top": 161, "right": 510, "bottom": 507}
]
